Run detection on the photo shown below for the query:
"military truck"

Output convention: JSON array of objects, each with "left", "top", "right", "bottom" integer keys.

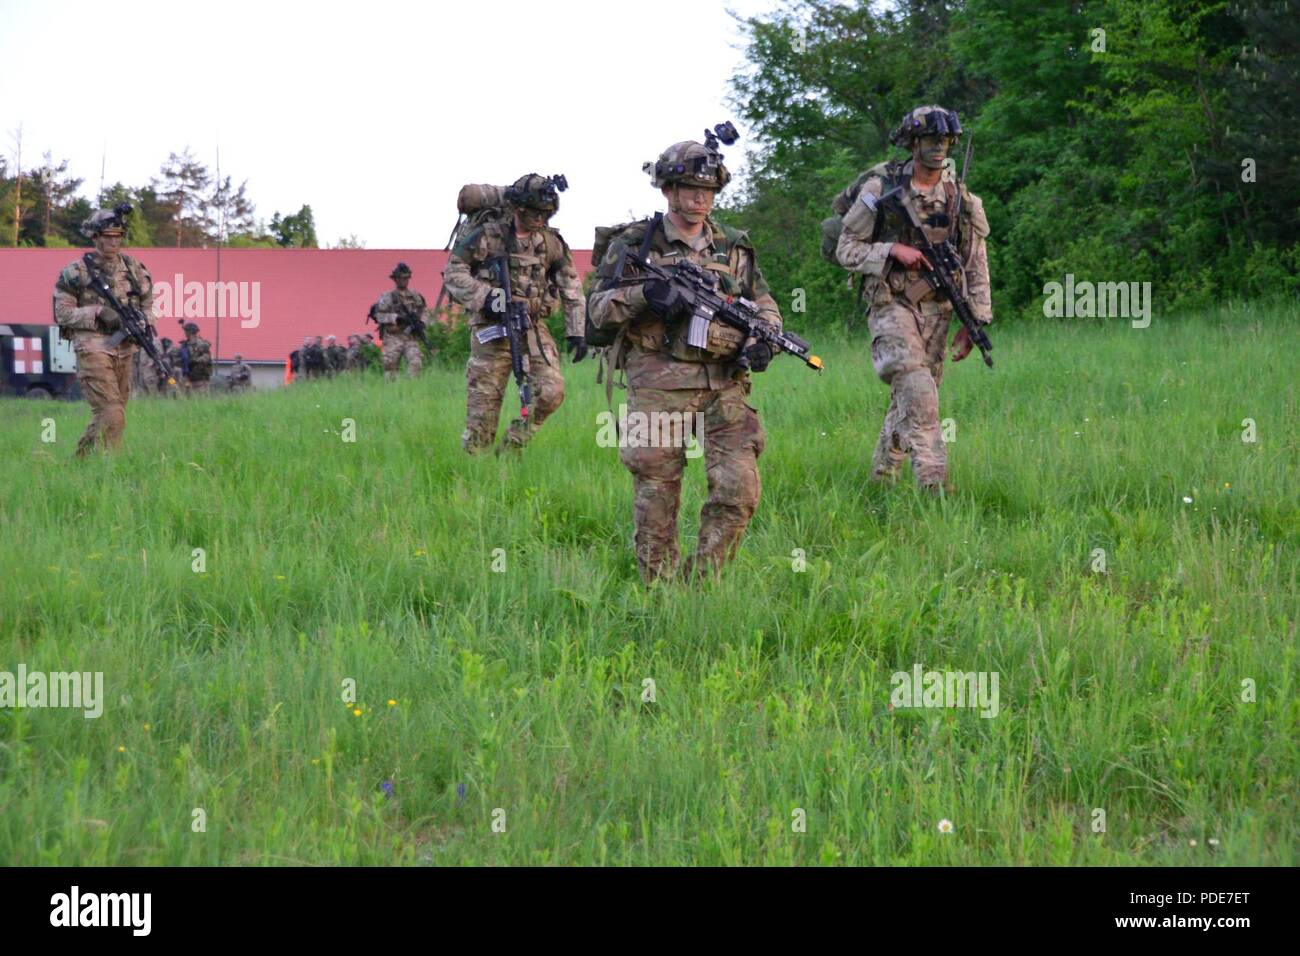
[{"left": 0, "top": 323, "right": 79, "bottom": 399}]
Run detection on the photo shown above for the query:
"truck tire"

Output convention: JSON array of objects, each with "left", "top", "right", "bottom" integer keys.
[{"left": 24, "top": 385, "right": 54, "bottom": 400}]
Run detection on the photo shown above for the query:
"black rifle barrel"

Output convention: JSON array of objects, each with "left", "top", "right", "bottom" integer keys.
[{"left": 489, "top": 256, "right": 533, "bottom": 417}]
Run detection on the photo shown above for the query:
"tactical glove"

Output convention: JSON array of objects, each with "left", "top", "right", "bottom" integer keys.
[
  {"left": 96, "top": 306, "right": 122, "bottom": 332},
  {"left": 743, "top": 340, "right": 773, "bottom": 373},
  {"left": 643, "top": 278, "right": 687, "bottom": 319},
  {"left": 566, "top": 335, "right": 588, "bottom": 362}
]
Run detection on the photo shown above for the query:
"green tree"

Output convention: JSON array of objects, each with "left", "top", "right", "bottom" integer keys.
[
  {"left": 270, "top": 205, "right": 318, "bottom": 248},
  {"left": 153, "top": 148, "right": 213, "bottom": 246}
]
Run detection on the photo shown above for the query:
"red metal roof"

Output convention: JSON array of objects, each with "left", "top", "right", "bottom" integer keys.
[{"left": 0, "top": 247, "right": 595, "bottom": 362}]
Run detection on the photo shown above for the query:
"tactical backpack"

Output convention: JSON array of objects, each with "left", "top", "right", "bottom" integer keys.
[
  {"left": 820, "top": 161, "right": 904, "bottom": 266},
  {"left": 455, "top": 184, "right": 509, "bottom": 235},
  {"left": 584, "top": 219, "right": 646, "bottom": 348},
  {"left": 435, "top": 184, "right": 569, "bottom": 318}
]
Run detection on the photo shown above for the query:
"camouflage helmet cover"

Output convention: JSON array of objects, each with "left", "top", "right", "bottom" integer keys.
[
  {"left": 890, "top": 105, "right": 963, "bottom": 148},
  {"left": 390, "top": 261, "right": 412, "bottom": 279},
  {"left": 646, "top": 141, "right": 731, "bottom": 191},
  {"left": 82, "top": 202, "right": 133, "bottom": 238},
  {"left": 182, "top": 321, "right": 200, "bottom": 333},
  {"left": 504, "top": 173, "right": 567, "bottom": 212}
]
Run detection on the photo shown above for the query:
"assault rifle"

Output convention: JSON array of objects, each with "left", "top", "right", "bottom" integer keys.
[
  {"left": 366, "top": 301, "right": 429, "bottom": 348},
  {"left": 486, "top": 256, "right": 533, "bottom": 419},
  {"left": 85, "top": 268, "right": 176, "bottom": 386},
  {"left": 606, "top": 214, "right": 824, "bottom": 372},
  {"left": 396, "top": 300, "right": 430, "bottom": 347}
]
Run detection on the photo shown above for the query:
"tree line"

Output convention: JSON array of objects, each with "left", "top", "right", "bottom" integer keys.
[
  {"left": 721, "top": 0, "right": 1300, "bottom": 324},
  {"left": 0, "top": 143, "right": 326, "bottom": 249}
]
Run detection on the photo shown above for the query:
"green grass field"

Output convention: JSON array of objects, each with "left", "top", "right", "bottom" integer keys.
[{"left": 1, "top": 301, "right": 1296, "bottom": 865}]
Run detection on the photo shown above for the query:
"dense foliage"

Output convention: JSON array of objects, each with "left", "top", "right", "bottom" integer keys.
[{"left": 721, "top": 0, "right": 1300, "bottom": 325}]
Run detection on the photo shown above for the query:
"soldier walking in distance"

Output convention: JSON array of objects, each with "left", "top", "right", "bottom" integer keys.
[
  {"left": 178, "top": 321, "right": 214, "bottom": 393},
  {"left": 441, "top": 174, "right": 586, "bottom": 454},
  {"left": 372, "top": 263, "right": 428, "bottom": 381},
  {"left": 53, "top": 206, "right": 157, "bottom": 456},
  {"left": 325, "top": 335, "right": 346, "bottom": 375},
  {"left": 301, "top": 335, "right": 327, "bottom": 378},
  {"left": 227, "top": 354, "right": 253, "bottom": 392},
  {"left": 835, "top": 105, "right": 992, "bottom": 494},
  {"left": 587, "top": 131, "right": 782, "bottom": 582}
]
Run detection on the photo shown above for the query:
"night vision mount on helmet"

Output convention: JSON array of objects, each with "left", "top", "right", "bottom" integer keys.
[
  {"left": 81, "top": 202, "right": 134, "bottom": 237},
  {"left": 503, "top": 174, "right": 568, "bottom": 212},
  {"left": 647, "top": 120, "right": 739, "bottom": 190},
  {"left": 889, "top": 106, "right": 963, "bottom": 148}
]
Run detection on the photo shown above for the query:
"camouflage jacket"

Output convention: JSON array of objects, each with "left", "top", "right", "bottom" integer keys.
[
  {"left": 587, "top": 214, "right": 782, "bottom": 391},
  {"left": 835, "top": 158, "right": 992, "bottom": 322},
  {"left": 442, "top": 220, "right": 585, "bottom": 338},
  {"left": 325, "top": 345, "right": 346, "bottom": 370},
  {"left": 343, "top": 344, "right": 362, "bottom": 369},
  {"left": 182, "top": 337, "right": 213, "bottom": 379},
  {"left": 302, "top": 343, "right": 327, "bottom": 371},
  {"left": 53, "top": 252, "right": 154, "bottom": 356},
  {"left": 230, "top": 361, "right": 252, "bottom": 385},
  {"left": 372, "top": 288, "right": 428, "bottom": 333}
]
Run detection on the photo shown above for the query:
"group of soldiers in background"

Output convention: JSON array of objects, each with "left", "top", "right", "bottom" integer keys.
[
  {"left": 53, "top": 104, "right": 993, "bottom": 582},
  {"left": 289, "top": 332, "right": 381, "bottom": 380},
  {"left": 286, "top": 260, "right": 438, "bottom": 383},
  {"left": 130, "top": 320, "right": 253, "bottom": 396}
]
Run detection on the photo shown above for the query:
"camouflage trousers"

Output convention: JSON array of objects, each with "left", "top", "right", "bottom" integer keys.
[
  {"left": 868, "top": 299, "right": 952, "bottom": 487},
  {"left": 619, "top": 382, "right": 765, "bottom": 583},
  {"left": 382, "top": 328, "right": 422, "bottom": 380},
  {"left": 463, "top": 322, "right": 564, "bottom": 453},
  {"left": 74, "top": 348, "right": 134, "bottom": 457},
  {"left": 184, "top": 377, "right": 211, "bottom": 395}
]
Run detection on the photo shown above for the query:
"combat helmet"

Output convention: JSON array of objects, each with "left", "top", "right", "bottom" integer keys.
[
  {"left": 503, "top": 174, "right": 567, "bottom": 213},
  {"left": 81, "top": 202, "right": 133, "bottom": 238},
  {"left": 890, "top": 105, "right": 962, "bottom": 148},
  {"left": 646, "top": 122, "right": 738, "bottom": 191},
  {"left": 390, "top": 262, "right": 412, "bottom": 279}
]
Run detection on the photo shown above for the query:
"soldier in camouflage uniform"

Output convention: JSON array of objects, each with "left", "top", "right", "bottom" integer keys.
[
  {"left": 139, "top": 336, "right": 176, "bottom": 396},
  {"left": 157, "top": 337, "right": 180, "bottom": 397},
  {"left": 442, "top": 173, "right": 586, "bottom": 453},
  {"left": 178, "top": 321, "right": 214, "bottom": 393},
  {"left": 372, "top": 263, "right": 427, "bottom": 381},
  {"left": 343, "top": 334, "right": 362, "bottom": 371},
  {"left": 836, "top": 106, "right": 992, "bottom": 494},
  {"left": 227, "top": 353, "right": 253, "bottom": 392},
  {"left": 301, "top": 335, "right": 327, "bottom": 378},
  {"left": 324, "top": 335, "right": 346, "bottom": 375},
  {"left": 588, "top": 139, "right": 782, "bottom": 583},
  {"left": 53, "top": 207, "right": 157, "bottom": 456}
]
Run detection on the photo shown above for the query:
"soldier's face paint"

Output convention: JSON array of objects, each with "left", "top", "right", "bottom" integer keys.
[
  {"left": 665, "top": 184, "right": 716, "bottom": 225},
  {"left": 94, "top": 231, "right": 124, "bottom": 262},
  {"left": 515, "top": 207, "right": 550, "bottom": 234},
  {"left": 914, "top": 134, "right": 954, "bottom": 170}
]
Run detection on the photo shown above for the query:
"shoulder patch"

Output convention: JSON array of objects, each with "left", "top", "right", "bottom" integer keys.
[{"left": 57, "top": 259, "right": 90, "bottom": 291}]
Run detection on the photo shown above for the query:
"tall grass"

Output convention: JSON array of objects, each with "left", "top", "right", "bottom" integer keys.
[{"left": 1, "top": 301, "right": 1295, "bottom": 864}]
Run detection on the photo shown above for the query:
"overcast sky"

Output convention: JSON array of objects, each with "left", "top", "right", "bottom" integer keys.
[{"left": 0, "top": 0, "right": 777, "bottom": 248}]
